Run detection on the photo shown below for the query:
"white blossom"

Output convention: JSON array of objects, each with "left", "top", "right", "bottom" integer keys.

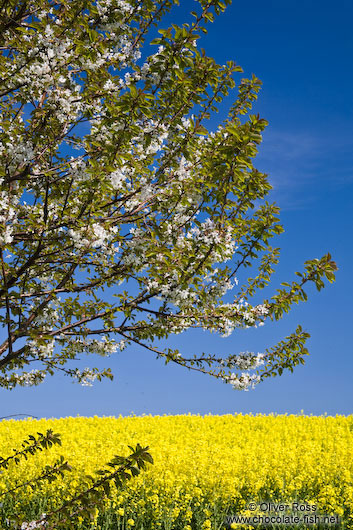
[
  {"left": 3, "top": 370, "right": 47, "bottom": 388},
  {"left": 73, "top": 368, "right": 99, "bottom": 387},
  {"left": 223, "top": 372, "right": 261, "bottom": 391},
  {"left": 223, "top": 351, "right": 265, "bottom": 370}
]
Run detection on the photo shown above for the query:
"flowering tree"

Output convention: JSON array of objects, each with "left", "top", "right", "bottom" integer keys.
[{"left": 0, "top": 0, "right": 337, "bottom": 392}]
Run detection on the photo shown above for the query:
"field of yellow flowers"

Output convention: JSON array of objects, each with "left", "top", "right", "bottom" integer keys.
[{"left": 0, "top": 414, "right": 352, "bottom": 529}]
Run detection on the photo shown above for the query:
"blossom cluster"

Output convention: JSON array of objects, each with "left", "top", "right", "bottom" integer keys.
[
  {"left": 0, "top": 369, "right": 47, "bottom": 389},
  {"left": 223, "top": 372, "right": 261, "bottom": 391}
]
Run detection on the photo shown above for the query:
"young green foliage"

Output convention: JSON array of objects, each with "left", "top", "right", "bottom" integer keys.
[
  {"left": 0, "top": 430, "right": 62, "bottom": 469},
  {"left": 1, "top": 439, "right": 153, "bottom": 530}
]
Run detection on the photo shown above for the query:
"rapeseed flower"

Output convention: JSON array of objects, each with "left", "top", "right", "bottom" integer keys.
[{"left": 0, "top": 414, "right": 351, "bottom": 529}]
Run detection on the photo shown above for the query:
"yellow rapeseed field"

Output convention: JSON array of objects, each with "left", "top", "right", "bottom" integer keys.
[{"left": 0, "top": 414, "right": 352, "bottom": 529}]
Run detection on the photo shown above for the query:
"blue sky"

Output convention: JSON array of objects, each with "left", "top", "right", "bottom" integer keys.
[{"left": 2, "top": 0, "right": 352, "bottom": 419}]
